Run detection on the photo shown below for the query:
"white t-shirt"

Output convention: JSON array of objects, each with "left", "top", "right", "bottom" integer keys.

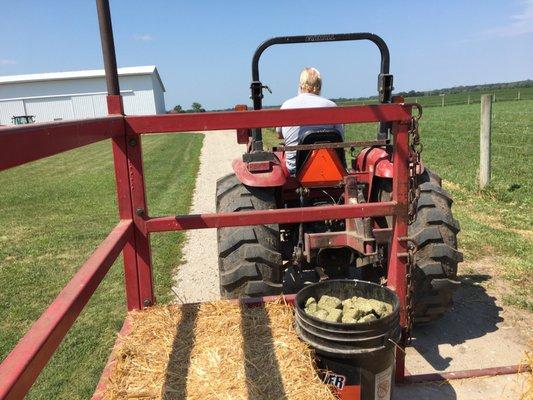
[{"left": 276, "top": 93, "right": 344, "bottom": 173}]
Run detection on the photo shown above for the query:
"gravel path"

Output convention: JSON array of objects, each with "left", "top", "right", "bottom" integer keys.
[{"left": 172, "top": 130, "right": 242, "bottom": 303}]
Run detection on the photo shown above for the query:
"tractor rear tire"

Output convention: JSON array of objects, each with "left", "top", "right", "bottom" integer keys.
[
  {"left": 376, "top": 170, "right": 462, "bottom": 323},
  {"left": 216, "top": 173, "right": 283, "bottom": 299},
  {"left": 410, "top": 171, "right": 462, "bottom": 323}
]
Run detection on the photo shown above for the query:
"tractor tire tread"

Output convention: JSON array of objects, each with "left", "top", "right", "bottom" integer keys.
[
  {"left": 216, "top": 174, "right": 282, "bottom": 299},
  {"left": 409, "top": 172, "right": 462, "bottom": 324}
]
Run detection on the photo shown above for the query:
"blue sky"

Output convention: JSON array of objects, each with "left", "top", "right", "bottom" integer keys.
[{"left": 1, "top": 0, "right": 532, "bottom": 110}]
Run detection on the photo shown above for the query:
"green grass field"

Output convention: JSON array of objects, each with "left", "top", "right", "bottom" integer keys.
[
  {"left": 337, "top": 86, "right": 533, "bottom": 108},
  {"left": 0, "top": 133, "right": 203, "bottom": 399},
  {"left": 265, "top": 100, "right": 532, "bottom": 310}
]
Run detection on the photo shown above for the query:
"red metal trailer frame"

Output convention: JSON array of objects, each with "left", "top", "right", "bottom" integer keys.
[{"left": 0, "top": 1, "right": 528, "bottom": 398}]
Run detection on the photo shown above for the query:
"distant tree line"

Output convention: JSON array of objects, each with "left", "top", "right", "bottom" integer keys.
[
  {"left": 330, "top": 79, "right": 533, "bottom": 103},
  {"left": 168, "top": 80, "right": 532, "bottom": 112},
  {"left": 167, "top": 102, "right": 205, "bottom": 113}
]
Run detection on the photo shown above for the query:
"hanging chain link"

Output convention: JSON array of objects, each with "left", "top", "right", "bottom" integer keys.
[
  {"left": 404, "top": 246, "right": 416, "bottom": 343},
  {"left": 408, "top": 111, "right": 423, "bottom": 224},
  {"left": 405, "top": 104, "right": 423, "bottom": 342}
]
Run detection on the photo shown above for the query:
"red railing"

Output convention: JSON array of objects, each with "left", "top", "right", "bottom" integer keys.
[
  {"left": 0, "top": 221, "right": 132, "bottom": 399},
  {"left": 2, "top": 1, "right": 529, "bottom": 398},
  {"left": 0, "top": 116, "right": 124, "bottom": 171},
  {"left": 0, "top": 100, "right": 412, "bottom": 399}
]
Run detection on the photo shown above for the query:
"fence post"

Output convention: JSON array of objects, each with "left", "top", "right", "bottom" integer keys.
[
  {"left": 467, "top": 94, "right": 471, "bottom": 105},
  {"left": 517, "top": 91, "right": 521, "bottom": 100},
  {"left": 479, "top": 94, "right": 492, "bottom": 189}
]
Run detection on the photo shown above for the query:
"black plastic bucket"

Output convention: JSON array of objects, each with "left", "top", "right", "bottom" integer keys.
[{"left": 295, "top": 279, "right": 400, "bottom": 400}]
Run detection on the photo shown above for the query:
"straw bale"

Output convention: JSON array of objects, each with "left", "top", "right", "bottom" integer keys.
[
  {"left": 102, "top": 300, "right": 336, "bottom": 400},
  {"left": 520, "top": 348, "right": 532, "bottom": 400}
]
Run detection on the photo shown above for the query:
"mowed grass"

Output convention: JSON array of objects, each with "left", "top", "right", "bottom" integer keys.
[
  {"left": 264, "top": 100, "right": 532, "bottom": 309},
  {"left": 0, "top": 133, "right": 203, "bottom": 399}
]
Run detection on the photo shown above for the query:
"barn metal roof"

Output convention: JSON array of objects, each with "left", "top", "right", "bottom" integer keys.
[{"left": 0, "top": 66, "right": 165, "bottom": 91}]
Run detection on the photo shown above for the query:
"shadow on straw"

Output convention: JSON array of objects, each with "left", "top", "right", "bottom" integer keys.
[
  {"left": 240, "top": 302, "right": 288, "bottom": 400},
  {"left": 161, "top": 303, "right": 199, "bottom": 400}
]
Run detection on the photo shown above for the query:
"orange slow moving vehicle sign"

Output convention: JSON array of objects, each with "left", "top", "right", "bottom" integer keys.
[{"left": 298, "top": 148, "right": 346, "bottom": 187}]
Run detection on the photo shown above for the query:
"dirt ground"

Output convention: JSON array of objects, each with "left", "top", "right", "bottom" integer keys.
[
  {"left": 173, "top": 130, "right": 532, "bottom": 399},
  {"left": 397, "top": 260, "right": 532, "bottom": 399}
]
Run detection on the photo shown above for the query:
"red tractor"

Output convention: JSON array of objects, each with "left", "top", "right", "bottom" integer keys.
[{"left": 216, "top": 33, "right": 462, "bottom": 323}]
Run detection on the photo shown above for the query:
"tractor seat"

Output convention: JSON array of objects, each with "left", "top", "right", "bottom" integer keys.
[{"left": 295, "top": 129, "right": 347, "bottom": 174}]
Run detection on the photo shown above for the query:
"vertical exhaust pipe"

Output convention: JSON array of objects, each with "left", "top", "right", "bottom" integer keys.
[{"left": 96, "top": 0, "right": 120, "bottom": 96}]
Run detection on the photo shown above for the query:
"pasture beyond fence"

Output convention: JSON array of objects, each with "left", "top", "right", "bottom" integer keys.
[
  {"left": 341, "top": 98, "right": 532, "bottom": 201},
  {"left": 340, "top": 86, "right": 533, "bottom": 108}
]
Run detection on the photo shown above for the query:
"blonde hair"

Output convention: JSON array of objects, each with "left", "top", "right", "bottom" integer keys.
[{"left": 299, "top": 67, "right": 322, "bottom": 95}]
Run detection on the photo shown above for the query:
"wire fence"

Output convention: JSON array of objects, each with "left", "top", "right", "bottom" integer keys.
[
  {"left": 339, "top": 87, "right": 533, "bottom": 108},
  {"left": 344, "top": 97, "right": 531, "bottom": 195}
]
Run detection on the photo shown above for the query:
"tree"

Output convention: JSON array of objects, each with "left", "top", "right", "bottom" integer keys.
[
  {"left": 173, "top": 104, "right": 183, "bottom": 113},
  {"left": 191, "top": 102, "right": 203, "bottom": 112}
]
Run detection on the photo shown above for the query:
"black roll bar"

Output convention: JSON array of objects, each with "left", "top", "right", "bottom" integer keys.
[{"left": 249, "top": 33, "right": 394, "bottom": 149}]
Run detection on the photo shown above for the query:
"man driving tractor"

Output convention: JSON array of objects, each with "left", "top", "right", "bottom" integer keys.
[{"left": 276, "top": 67, "right": 345, "bottom": 174}]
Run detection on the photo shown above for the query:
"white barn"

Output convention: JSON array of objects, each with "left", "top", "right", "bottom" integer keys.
[{"left": 0, "top": 66, "right": 165, "bottom": 125}]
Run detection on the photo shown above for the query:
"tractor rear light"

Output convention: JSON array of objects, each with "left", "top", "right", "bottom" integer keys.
[
  {"left": 236, "top": 129, "right": 251, "bottom": 144},
  {"left": 247, "top": 161, "right": 272, "bottom": 173},
  {"left": 234, "top": 104, "right": 252, "bottom": 144},
  {"left": 392, "top": 95, "right": 405, "bottom": 104}
]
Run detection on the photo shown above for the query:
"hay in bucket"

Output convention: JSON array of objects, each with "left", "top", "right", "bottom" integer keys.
[{"left": 101, "top": 299, "right": 336, "bottom": 400}]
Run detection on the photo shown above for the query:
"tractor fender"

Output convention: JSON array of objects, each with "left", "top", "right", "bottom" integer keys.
[
  {"left": 232, "top": 154, "right": 288, "bottom": 187},
  {"left": 356, "top": 147, "right": 425, "bottom": 178}
]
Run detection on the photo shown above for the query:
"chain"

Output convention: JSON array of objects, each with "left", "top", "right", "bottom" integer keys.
[
  {"left": 405, "top": 105, "right": 423, "bottom": 342},
  {"left": 408, "top": 114, "right": 423, "bottom": 224},
  {"left": 404, "top": 245, "right": 416, "bottom": 343}
]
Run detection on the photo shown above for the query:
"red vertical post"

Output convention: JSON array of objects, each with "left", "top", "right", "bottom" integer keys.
[
  {"left": 386, "top": 120, "right": 410, "bottom": 382},
  {"left": 109, "top": 96, "right": 140, "bottom": 310},
  {"left": 108, "top": 96, "right": 154, "bottom": 310},
  {"left": 124, "top": 130, "right": 154, "bottom": 307},
  {"left": 98, "top": 0, "right": 154, "bottom": 310}
]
